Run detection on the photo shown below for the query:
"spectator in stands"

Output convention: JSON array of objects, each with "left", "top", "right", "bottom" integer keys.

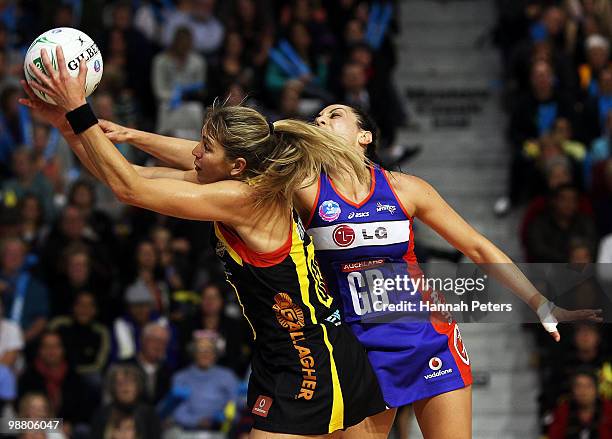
[
  {"left": 30, "top": 123, "right": 73, "bottom": 204},
  {"left": 18, "top": 393, "right": 67, "bottom": 439},
  {"left": 17, "top": 193, "right": 47, "bottom": 254},
  {"left": 207, "top": 31, "right": 251, "bottom": 101},
  {"left": 111, "top": 281, "right": 173, "bottom": 365},
  {"left": 133, "top": 0, "right": 172, "bottom": 46},
  {"left": 18, "top": 331, "right": 92, "bottom": 431},
  {"left": 224, "top": 0, "right": 273, "bottom": 70},
  {"left": 68, "top": 179, "right": 116, "bottom": 251},
  {"left": 102, "top": 1, "right": 154, "bottom": 117},
  {"left": 265, "top": 79, "right": 305, "bottom": 122},
  {"left": 2, "top": 147, "right": 55, "bottom": 220},
  {"left": 179, "top": 283, "right": 250, "bottom": 375},
  {"left": 0, "top": 299, "right": 23, "bottom": 371},
  {"left": 170, "top": 334, "right": 238, "bottom": 431},
  {"left": 578, "top": 35, "right": 611, "bottom": 98},
  {"left": 519, "top": 156, "right": 578, "bottom": 258},
  {"left": 48, "top": 291, "right": 110, "bottom": 392},
  {"left": 340, "top": 61, "right": 370, "bottom": 112},
  {"left": 540, "top": 5, "right": 568, "bottom": 53},
  {"left": 593, "top": 159, "right": 612, "bottom": 236},
  {"left": 0, "top": 236, "right": 48, "bottom": 344},
  {"left": 552, "top": 117, "right": 587, "bottom": 163},
  {"left": 39, "top": 205, "right": 112, "bottom": 290},
  {"left": 565, "top": 0, "right": 612, "bottom": 62},
  {"left": 0, "top": 23, "right": 23, "bottom": 83},
  {"left": 497, "top": 60, "right": 576, "bottom": 213},
  {"left": 568, "top": 239, "right": 595, "bottom": 264},
  {"left": 597, "top": 233, "right": 612, "bottom": 283},
  {"left": 90, "top": 364, "right": 161, "bottom": 439},
  {"left": 152, "top": 26, "right": 206, "bottom": 140},
  {"left": 582, "top": 66, "right": 612, "bottom": 145},
  {"left": 547, "top": 368, "right": 612, "bottom": 439},
  {"left": 589, "top": 110, "right": 612, "bottom": 169},
  {"left": 526, "top": 184, "right": 597, "bottom": 262},
  {"left": 150, "top": 226, "right": 187, "bottom": 295},
  {"left": 123, "top": 322, "right": 172, "bottom": 405},
  {"left": 521, "top": 134, "right": 581, "bottom": 198},
  {"left": 50, "top": 244, "right": 99, "bottom": 317},
  {"left": 265, "top": 21, "right": 329, "bottom": 98},
  {"left": 508, "top": 27, "right": 574, "bottom": 94},
  {"left": 280, "top": 0, "right": 334, "bottom": 53},
  {"left": 162, "top": 0, "right": 225, "bottom": 56},
  {"left": 128, "top": 240, "right": 170, "bottom": 315},
  {"left": 0, "top": 299, "right": 21, "bottom": 417},
  {"left": 542, "top": 323, "right": 610, "bottom": 411},
  {"left": 0, "top": 86, "right": 29, "bottom": 175}
]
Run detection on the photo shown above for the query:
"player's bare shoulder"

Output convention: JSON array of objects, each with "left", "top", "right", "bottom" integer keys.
[
  {"left": 294, "top": 175, "right": 320, "bottom": 220},
  {"left": 384, "top": 170, "right": 432, "bottom": 216}
]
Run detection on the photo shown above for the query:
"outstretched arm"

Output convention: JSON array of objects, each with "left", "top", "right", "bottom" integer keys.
[
  {"left": 19, "top": 80, "right": 199, "bottom": 183},
  {"left": 99, "top": 119, "right": 197, "bottom": 171},
  {"left": 28, "top": 47, "right": 249, "bottom": 223},
  {"left": 391, "top": 172, "right": 602, "bottom": 341}
]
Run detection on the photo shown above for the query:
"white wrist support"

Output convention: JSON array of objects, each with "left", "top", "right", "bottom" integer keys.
[{"left": 536, "top": 300, "right": 558, "bottom": 333}]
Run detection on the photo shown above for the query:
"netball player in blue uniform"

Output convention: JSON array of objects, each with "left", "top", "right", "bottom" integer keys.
[
  {"left": 298, "top": 104, "right": 602, "bottom": 438},
  {"left": 35, "top": 83, "right": 603, "bottom": 437}
]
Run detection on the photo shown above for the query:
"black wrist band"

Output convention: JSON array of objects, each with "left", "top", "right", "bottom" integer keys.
[{"left": 66, "top": 103, "right": 98, "bottom": 134}]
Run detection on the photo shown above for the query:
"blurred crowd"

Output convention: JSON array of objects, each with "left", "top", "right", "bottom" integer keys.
[
  {"left": 494, "top": 1, "right": 612, "bottom": 437},
  {"left": 0, "top": 0, "right": 404, "bottom": 438}
]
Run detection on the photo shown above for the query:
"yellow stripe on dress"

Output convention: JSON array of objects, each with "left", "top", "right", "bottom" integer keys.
[
  {"left": 320, "top": 322, "right": 344, "bottom": 432},
  {"left": 290, "top": 220, "right": 318, "bottom": 325},
  {"left": 214, "top": 223, "right": 243, "bottom": 266},
  {"left": 289, "top": 220, "right": 344, "bottom": 431}
]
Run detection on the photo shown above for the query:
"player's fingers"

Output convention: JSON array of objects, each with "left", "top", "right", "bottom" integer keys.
[
  {"left": 28, "top": 64, "right": 53, "bottom": 90},
  {"left": 570, "top": 309, "right": 603, "bottom": 320},
  {"left": 78, "top": 57, "right": 88, "bottom": 83},
  {"left": 18, "top": 98, "right": 38, "bottom": 109},
  {"left": 549, "top": 331, "right": 560, "bottom": 342},
  {"left": 56, "top": 45, "right": 68, "bottom": 79},
  {"left": 40, "top": 49, "right": 57, "bottom": 81},
  {"left": 29, "top": 79, "right": 55, "bottom": 98}
]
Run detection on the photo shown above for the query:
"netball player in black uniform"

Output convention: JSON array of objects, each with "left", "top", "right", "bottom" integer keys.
[{"left": 26, "top": 49, "right": 386, "bottom": 438}]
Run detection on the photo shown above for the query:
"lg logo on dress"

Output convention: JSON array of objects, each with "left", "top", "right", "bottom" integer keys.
[
  {"left": 333, "top": 225, "right": 355, "bottom": 247},
  {"left": 332, "top": 225, "right": 388, "bottom": 247}
]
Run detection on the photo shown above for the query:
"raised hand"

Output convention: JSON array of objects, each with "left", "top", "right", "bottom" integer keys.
[
  {"left": 542, "top": 304, "right": 603, "bottom": 342},
  {"left": 28, "top": 46, "right": 88, "bottom": 112},
  {"left": 18, "top": 80, "right": 70, "bottom": 133}
]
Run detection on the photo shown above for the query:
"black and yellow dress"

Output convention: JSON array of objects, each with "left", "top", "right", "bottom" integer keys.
[{"left": 211, "top": 211, "right": 386, "bottom": 435}]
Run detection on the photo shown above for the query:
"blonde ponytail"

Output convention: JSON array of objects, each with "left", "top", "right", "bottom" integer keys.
[
  {"left": 249, "top": 119, "right": 370, "bottom": 206},
  {"left": 202, "top": 104, "right": 370, "bottom": 208}
]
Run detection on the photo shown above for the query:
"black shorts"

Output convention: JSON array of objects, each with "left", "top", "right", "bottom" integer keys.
[{"left": 247, "top": 322, "right": 386, "bottom": 435}]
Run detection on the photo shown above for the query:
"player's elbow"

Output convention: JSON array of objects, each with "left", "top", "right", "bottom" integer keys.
[
  {"left": 112, "top": 180, "right": 139, "bottom": 205},
  {"left": 464, "top": 236, "right": 510, "bottom": 264},
  {"left": 462, "top": 236, "right": 491, "bottom": 264},
  {"left": 114, "top": 186, "right": 135, "bottom": 204}
]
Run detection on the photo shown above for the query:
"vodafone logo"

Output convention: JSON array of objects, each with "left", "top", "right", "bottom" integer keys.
[
  {"left": 424, "top": 356, "right": 453, "bottom": 380},
  {"left": 428, "top": 357, "right": 442, "bottom": 371},
  {"left": 333, "top": 225, "right": 355, "bottom": 247}
]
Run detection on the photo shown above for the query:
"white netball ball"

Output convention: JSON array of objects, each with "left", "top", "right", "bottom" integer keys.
[{"left": 24, "top": 27, "right": 103, "bottom": 104}]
